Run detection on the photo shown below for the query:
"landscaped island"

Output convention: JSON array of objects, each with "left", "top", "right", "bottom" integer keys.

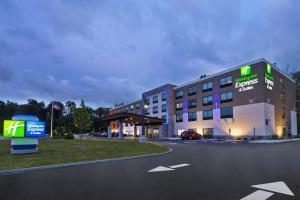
[{"left": 0, "top": 139, "right": 168, "bottom": 170}]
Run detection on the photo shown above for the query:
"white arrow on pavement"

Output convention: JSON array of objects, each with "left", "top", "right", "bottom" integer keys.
[
  {"left": 148, "top": 163, "right": 190, "bottom": 172},
  {"left": 240, "top": 181, "right": 294, "bottom": 200},
  {"left": 251, "top": 181, "right": 294, "bottom": 196},
  {"left": 240, "top": 190, "right": 274, "bottom": 200},
  {"left": 169, "top": 163, "right": 190, "bottom": 169},
  {"left": 148, "top": 166, "right": 174, "bottom": 172}
]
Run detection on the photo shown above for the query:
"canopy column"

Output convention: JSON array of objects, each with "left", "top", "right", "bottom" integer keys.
[
  {"left": 107, "top": 126, "right": 111, "bottom": 139},
  {"left": 118, "top": 121, "right": 123, "bottom": 139}
]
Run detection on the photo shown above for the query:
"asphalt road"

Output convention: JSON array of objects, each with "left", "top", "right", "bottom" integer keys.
[{"left": 0, "top": 141, "right": 299, "bottom": 200}]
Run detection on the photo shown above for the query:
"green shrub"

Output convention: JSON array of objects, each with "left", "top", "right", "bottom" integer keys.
[
  {"left": 271, "top": 134, "right": 278, "bottom": 139},
  {"left": 64, "top": 132, "right": 74, "bottom": 140}
]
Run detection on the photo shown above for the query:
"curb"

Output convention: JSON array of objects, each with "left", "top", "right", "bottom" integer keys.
[
  {"left": 249, "top": 138, "right": 300, "bottom": 144},
  {"left": 0, "top": 145, "right": 173, "bottom": 176}
]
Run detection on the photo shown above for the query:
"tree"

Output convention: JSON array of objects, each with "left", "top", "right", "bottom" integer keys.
[
  {"left": 94, "top": 107, "right": 110, "bottom": 132},
  {"left": 73, "top": 104, "right": 93, "bottom": 133},
  {"left": 64, "top": 101, "right": 76, "bottom": 132}
]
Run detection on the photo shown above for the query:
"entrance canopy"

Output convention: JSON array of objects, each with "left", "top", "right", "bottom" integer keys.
[{"left": 102, "top": 112, "right": 164, "bottom": 126}]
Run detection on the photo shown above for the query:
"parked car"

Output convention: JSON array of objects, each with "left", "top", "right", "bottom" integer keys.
[{"left": 181, "top": 130, "right": 202, "bottom": 140}]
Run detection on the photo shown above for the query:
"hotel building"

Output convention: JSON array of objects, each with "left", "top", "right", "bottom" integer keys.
[{"left": 108, "top": 58, "right": 298, "bottom": 138}]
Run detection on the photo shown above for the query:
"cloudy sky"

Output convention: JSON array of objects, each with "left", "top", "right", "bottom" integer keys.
[{"left": 0, "top": 0, "right": 299, "bottom": 107}]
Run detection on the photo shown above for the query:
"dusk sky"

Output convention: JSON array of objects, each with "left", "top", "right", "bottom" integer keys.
[{"left": 0, "top": 0, "right": 299, "bottom": 108}]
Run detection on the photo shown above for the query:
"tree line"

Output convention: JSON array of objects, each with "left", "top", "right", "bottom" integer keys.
[{"left": 0, "top": 99, "right": 110, "bottom": 136}]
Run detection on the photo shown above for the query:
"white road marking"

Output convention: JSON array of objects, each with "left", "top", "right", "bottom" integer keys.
[
  {"left": 169, "top": 163, "right": 190, "bottom": 169},
  {"left": 251, "top": 181, "right": 294, "bottom": 196},
  {"left": 166, "top": 142, "right": 177, "bottom": 145},
  {"left": 148, "top": 166, "right": 174, "bottom": 172},
  {"left": 240, "top": 190, "right": 274, "bottom": 200}
]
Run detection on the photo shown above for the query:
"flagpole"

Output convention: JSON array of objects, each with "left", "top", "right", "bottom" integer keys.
[{"left": 50, "top": 102, "right": 53, "bottom": 139}]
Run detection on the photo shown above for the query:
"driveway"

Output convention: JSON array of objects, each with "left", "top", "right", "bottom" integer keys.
[{"left": 0, "top": 141, "right": 299, "bottom": 200}]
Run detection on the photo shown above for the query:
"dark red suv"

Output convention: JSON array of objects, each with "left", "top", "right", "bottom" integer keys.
[{"left": 181, "top": 130, "right": 202, "bottom": 140}]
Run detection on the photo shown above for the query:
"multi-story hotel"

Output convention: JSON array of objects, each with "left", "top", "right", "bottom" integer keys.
[{"left": 108, "top": 58, "right": 298, "bottom": 138}]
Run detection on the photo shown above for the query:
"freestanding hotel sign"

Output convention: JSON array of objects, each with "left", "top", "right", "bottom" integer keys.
[
  {"left": 235, "top": 65, "right": 258, "bottom": 92},
  {"left": 3, "top": 115, "right": 45, "bottom": 154}
]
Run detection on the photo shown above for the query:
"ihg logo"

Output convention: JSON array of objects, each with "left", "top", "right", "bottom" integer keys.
[
  {"left": 240, "top": 65, "right": 251, "bottom": 77},
  {"left": 4, "top": 120, "right": 25, "bottom": 138}
]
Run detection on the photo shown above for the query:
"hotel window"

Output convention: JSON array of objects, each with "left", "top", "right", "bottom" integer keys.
[
  {"left": 280, "top": 78, "right": 285, "bottom": 88},
  {"left": 220, "top": 76, "right": 232, "bottom": 88},
  {"left": 162, "top": 104, "right": 166, "bottom": 112},
  {"left": 161, "top": 115, "right": 166, "bottom": 123},
  {"left": 135, "top": 103, "right": 140, "bottom": 109},
  {"left": 161, "top": 93, "right": 167, "bottom": 101},
  {"left": 188, "top": 112, "right": 197, "bottom": 121},
  {"left": 265, "top": 119, "right": 269, "bottom": 126},
  {"left": 202, "top": 95, "right": 213, "bottom": 106},
  {"left": 280, "top": 92, "right": 285, "bottom": 104},
  {"left": 188, "top": 99, "right": 197, "bottom": 108},
  {"left": 281, "top": 107, "right": 285, "bottom": 119},
  {"left": 145, "top": 108, "right": 150, "bottom": 115},
  {"left": 188, "top": 86, "right": 197, "bottom": 96},
  {"left": 130, "top": 105, "right": 134, "bottom": 110},
  {"left": 203, "top": 109, "right": 213, "bottom": 120},
  {"left": 176, "top": 90, "right": 183, "bottom": 99},
  {"left": 125, "top": 107, "right": 129, "bottom": 112},
  {"left": 202, "top": 81, "right": 213, "bottom": 92},
  {"left": 176, "top": 102, "right": 183, "bottom": 110},
  {"left": 153, "top": 96, "right": 158, "bottom": 104},
  {"left": 220, "top": 91, "right": 233, "bottom": 103},
  {"left": 144, "top": 98, "right": 150, "bottom": 105},
  {"left": 152, "top": 106, "right": 158, "bottom": 114},
  {"left": 176, "top": 113, "right": 183, "bottom": 122},
  {"left": 220, "top": 107, "right": 233, "bottom": 119}
]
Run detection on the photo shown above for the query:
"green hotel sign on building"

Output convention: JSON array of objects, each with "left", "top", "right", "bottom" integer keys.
[
  {"left": 235, "top": 64, "right": 258, "bottom": 92},
  {"left": 235, "top": 63, "right": 275, "bottom": 92}
]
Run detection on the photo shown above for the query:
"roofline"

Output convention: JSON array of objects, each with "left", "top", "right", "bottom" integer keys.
[
  {"left": 110, "top": 99, "right": 143, "bottom": 111},
  {"left": 174, "top": 58, "right": 295, "bottom": 89}
]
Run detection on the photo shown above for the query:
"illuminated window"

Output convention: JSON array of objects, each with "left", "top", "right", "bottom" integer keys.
[
  {"left": 220, "top": 76, "right": 232, "bottom": 88},
  {"left": 202, "top": 95, "right": 213, "bottom": 106},
  {"left": 130, "top": 105, "right": 134, "bottom": 110},
  {"left": 188, "top": 112, "right": 197, "bottom": 121},
  {"left": 188, "top": 86, "right": 197, "bottom": 96},
  {"left": 176, "top": 90, "right": 183, "bottom": 99},
  {"left": 220, "top": 107, "right": 233, "bottom": 118},
  {"left": 203, "top": 110, "right": 213, "bottom": 120},
  {"left": 176, "top": 102, "right": 183, "bottom": 110},
  {"left": 220, "top": 91, "right": 233, "bottom": 103},
  {"left": 202, "top": 81, "right": 213, "bottom": 92},
  {"left": 176, "top": 113, "right": 183, "bottom": 122}
]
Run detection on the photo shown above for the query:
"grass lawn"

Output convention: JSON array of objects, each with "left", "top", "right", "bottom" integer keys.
[{"left": 0, "top": 139, "right": 168, "bottom": 170}]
